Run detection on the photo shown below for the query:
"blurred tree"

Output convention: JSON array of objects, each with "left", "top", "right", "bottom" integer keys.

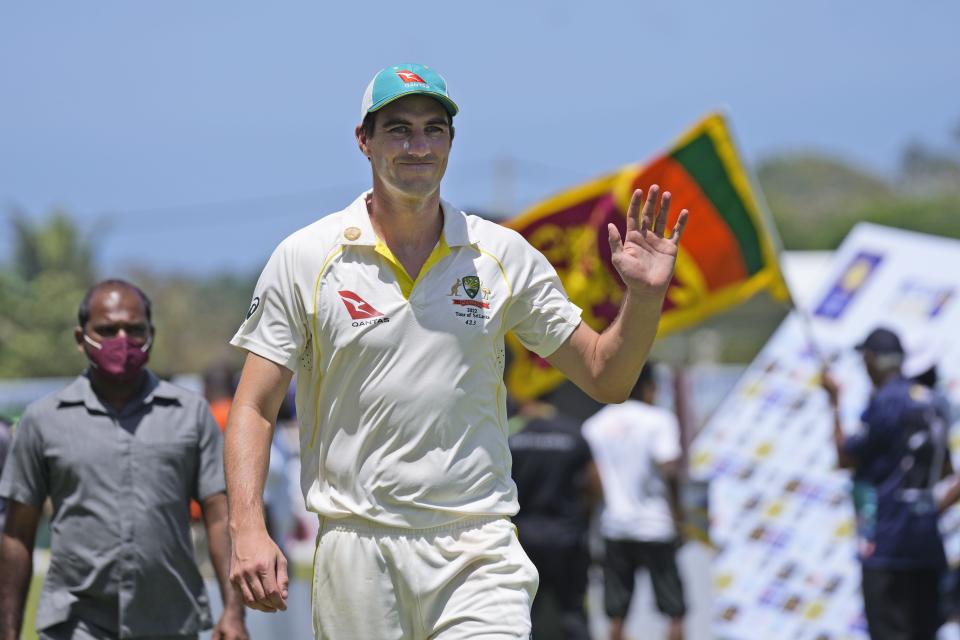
[
  {"left": 805, "top": 194, "right": 960, "bottom": 250},
  {"left": 131, "top": 271, "right": 252, "bottom": 376},
  {"left": 757, "top": 148, "right": 960, "bottom": 250},
  {"left": 0, "top": 210, "right": 255, "bottom": 379},
  {"left": 0, "top": 212, "right": 94, "bottom": 377},
  {"left": 10, "top": 210, "right": 97, "bottom": 283},
  {"left": 757, "top": 154, "right": 894, "bottom": 250},
  {"left": 899, "top": 141, "right": 960, "bottom": 196}
]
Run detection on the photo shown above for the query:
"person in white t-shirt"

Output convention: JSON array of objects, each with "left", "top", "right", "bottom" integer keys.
[
  {"left": 223, "top": 63, "right": 690, "bottom": 639},
  {"left": 584, "top": 362, "right": 687, "bottom": 640}
]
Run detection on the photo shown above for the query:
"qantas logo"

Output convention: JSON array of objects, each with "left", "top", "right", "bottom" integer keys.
[
  {"left": 338, "top": 290, "right": 383, "bottom": 319},
  {"left": 396, "top": 70, "right": 426, "bottom": 84}
]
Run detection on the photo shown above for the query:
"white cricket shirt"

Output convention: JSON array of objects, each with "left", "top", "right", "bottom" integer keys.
[
  {"left": 231, "top": 192, "right": 582, "bottom": 528},
  {"left": 583, "top": 400, "right": 681, "bottom": 542}
]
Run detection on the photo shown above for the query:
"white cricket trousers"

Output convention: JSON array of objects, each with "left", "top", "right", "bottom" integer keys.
[{"left": 311, "top": 515, "right": 539, "bottom": 639}]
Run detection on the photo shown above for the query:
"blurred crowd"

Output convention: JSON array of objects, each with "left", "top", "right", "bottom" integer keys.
[{"left": 0, "top": 283, "right": 957, "bottom": 640}]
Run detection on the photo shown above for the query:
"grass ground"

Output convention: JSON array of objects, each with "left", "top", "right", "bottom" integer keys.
[{"left": 22, "top": 574, "right": 43, "bottom": 640}]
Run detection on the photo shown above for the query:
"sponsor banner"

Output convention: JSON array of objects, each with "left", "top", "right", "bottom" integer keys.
[{"left": 692, "top": 223, "right": 960, "bottom": 639}]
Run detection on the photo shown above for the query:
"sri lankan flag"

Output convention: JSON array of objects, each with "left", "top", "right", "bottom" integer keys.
[{"left": 505, "top": 112, "right": 789, "bottom": 400}]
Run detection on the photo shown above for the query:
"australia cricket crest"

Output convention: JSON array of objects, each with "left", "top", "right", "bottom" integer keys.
[{"left": 462, "top": 275, "right": 481, "bottom": 299}]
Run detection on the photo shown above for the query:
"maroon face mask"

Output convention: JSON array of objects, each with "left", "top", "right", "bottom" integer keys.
[{"left": 83, "top": 334, "right": 151, "bottom": 383}]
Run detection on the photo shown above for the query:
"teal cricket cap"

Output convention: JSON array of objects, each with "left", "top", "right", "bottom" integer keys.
[{"left": 360, "top": 63, "right": 459, "bottom": 121}]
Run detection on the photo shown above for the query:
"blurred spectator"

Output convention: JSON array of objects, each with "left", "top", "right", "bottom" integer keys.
[
  {"left": 203, "top": 363, "right": 237, "bottom": 429},
  {"left": 584, "top": 362, "right": 686, "bottom": 640},
  {"left": 822, "top": 327, "right": 950, "bottom": 640},
  {"left": 0, "top": 279, "right": 247, "bottom": 639},
  {"left": 191, "top": 364, "right": 237, "bottom": 524},
  {"left": 0, "top": 416, "right": 11, "bottom": 532},
  {"left": 904, "top": 345, "right": 960, "bottom": 637},
  {"left": 509, "top": 400, "right": 600, "bottom": 640}
]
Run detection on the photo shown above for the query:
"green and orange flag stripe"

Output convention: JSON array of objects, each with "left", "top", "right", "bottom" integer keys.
[{"left": 504, "top": 112, "right": 789, "bottom": 400}]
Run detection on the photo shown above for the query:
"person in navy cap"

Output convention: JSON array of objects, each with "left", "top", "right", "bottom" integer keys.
[{"left": 822, "top": 327, "right": 952, "bottom": 640}]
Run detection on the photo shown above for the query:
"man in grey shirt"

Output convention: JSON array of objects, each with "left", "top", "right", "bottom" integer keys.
[
  {"left": 0, "top": 416, "right": 11, "bottom": 532},
  {"left": 0, "top": 280, "right": 248, "bottom": 640}
]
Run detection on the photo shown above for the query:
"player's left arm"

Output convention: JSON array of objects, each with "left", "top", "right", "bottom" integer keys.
[
  {"left": 547, "top": 186, "right": 688, "bottom": 403},
  {"left": 203, "top": 492, "right": 249, "bottom": 640}
]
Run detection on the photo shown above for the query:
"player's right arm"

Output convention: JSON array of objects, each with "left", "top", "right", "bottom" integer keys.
[
  {"left": 225, "top": 351, "right": 293, "bottom": 613},
  {"left": 0, "top": 501, "right": 41, "bottom": 640}
]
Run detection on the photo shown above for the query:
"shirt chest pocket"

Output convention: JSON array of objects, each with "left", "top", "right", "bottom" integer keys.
[{"left": 133, "top": 439, "right": 195, "bottom": 503}]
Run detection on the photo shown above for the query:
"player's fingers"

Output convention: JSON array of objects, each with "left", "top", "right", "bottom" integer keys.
[
  {"left": 671, "top": 209, "right": 689, "bottom": 245},
  {"left": 233, "top": 575, "right": 257, "bottom": 608},
  {"left": 277, "top": 554, "right": 290, "bottom": 601},
  {"left": 625, "top": 188, "right": 644, "bottom": 234},
  {"left": 607, "top": 223, "right": 623, "bottom": 257},
  {"left": 244, "top": 570, "right": 270, "bottom": 606},
  {"left": 249, "top": 600, "right": 277, "bottom": 613},
  {"left": 640, "top": 184, "right": 659, "bottom": 235},
  {"left": 259, "top": 561, "right": 287, "bottom": 611},
  {"left": 654, "top": 192, "right": 671, "bottom": 236}
]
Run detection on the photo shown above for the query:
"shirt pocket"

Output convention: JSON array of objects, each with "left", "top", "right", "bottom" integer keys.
[{"left": 133, "top": 439, "right": 196, "bottom": 506}]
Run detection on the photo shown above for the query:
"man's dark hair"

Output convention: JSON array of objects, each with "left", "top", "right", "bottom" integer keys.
[
  {"left": 360, "top": 109, "right": 454, "bottom": 140},
  {"left": 77, "top": 279, "right": 153, "bottom": 328}
]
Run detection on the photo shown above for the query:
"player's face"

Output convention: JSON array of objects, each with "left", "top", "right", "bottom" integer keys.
[{"left": 360, "top": 95, "right": 453, "bottom": 199}]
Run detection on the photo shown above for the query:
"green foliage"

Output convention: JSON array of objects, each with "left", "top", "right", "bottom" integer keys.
[
  {"left": 757, "top": 154, "right": 892, "bottom": 250},
  {"left": 10, "top": 210, "right": 96, "bottom": 282},
  {"left": 799, "top": 194, "right": 960, "bottom": 250},
  {"left": 0, "top": 214, "right": 93, "bottom": 378},
  {"left": 131, "top": 272, "right": 253, "bottom": 376},
  {"left": 757, "top": 147, "right": 960, "bottom": 250},
  {"left": 0, "top": 213, "right": 254, "bottom": 379}
]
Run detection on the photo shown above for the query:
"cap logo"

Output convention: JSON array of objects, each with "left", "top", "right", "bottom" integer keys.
[{"left": 396, "top": 70, "right": 426, "bottom": 84}]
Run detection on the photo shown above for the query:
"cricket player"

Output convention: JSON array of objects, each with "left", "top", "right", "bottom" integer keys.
[{"left": 224, "top": 63, "right": 689, "bottom": 639}]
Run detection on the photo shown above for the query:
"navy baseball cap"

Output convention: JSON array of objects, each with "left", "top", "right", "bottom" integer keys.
[
  {"left": 360, "top": 64, "right": 459, "bottom": 121},
  {"left": 855, "top": 328, "right": 904, "bottom": 355}
]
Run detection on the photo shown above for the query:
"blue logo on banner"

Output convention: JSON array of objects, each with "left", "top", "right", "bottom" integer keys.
[
  {"left": 814, "top": 252, "right": 883, "bottom": 320},
  {"left": 889, "top": 281, "right": 955, "bottom": 319}
]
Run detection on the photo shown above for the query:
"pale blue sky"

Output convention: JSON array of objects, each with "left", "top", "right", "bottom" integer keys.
[{"left": 2, "top": 1, "right": 958, "bottom": 274}]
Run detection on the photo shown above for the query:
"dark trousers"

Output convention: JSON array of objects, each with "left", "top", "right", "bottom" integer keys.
[
  {"left": 862, "top": 566, "right": 942, "bottom": 640},
  {"left": 40, "top": 619, "right": 198, "bottom": 640},
  {"left": 524, "top": 543, "right": 591, "bottom": 640},
  {"left": 603, "top": 538, "right": 686, "bottom": 620}
]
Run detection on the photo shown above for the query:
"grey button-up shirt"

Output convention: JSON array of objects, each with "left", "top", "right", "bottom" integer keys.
[
  {"left": 0, "top": 372, "right": 225, "bottom": 637},
  {"left": 0, "top": 417, "right": 11, "bottom": 530}
]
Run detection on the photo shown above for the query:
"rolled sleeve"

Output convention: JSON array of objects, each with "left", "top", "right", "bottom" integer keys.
[
  {"left": 0, "top": 411, "right": 48, "bottom": 507},
  {"left": 194, "top": 403, "right": 225, "bottom": 502}
]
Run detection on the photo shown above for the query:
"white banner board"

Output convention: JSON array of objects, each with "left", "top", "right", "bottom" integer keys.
[{"left": 692, "top": 223, "right": 960, "bottom": 639}]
